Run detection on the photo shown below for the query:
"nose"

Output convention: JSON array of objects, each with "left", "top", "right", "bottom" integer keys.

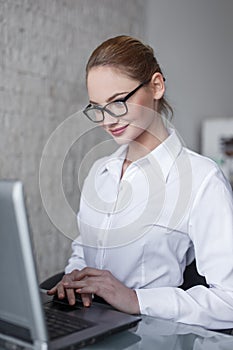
[{"left": 101, "top": 111, "right": 119, "bottom": 127}]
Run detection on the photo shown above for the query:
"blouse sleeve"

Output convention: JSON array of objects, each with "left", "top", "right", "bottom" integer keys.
[
  {"left": 135, "top": 168, "right": 233, "bottom": 329},
  {"left": 65, "top": 213, "right": 87, "bottom": 274}
]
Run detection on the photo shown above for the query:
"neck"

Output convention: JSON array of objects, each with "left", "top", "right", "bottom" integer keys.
[{"left": 126, "top": 118, "right": 169, "bottom": 163}]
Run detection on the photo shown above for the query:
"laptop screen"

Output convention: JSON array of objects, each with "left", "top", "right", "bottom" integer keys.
[{"left": 0, "top": 181, "right": 47, "bottom": 343}]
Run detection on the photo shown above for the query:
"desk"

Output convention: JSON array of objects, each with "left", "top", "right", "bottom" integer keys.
[
  {"left": 0, "top": 316, "right": 232, "bottom": 350},
  {"left": 83, "top": 315, "right": 233, "bottom": 350}
]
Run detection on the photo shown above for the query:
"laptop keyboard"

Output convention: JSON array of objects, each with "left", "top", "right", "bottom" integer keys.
[{"left": 44, "top": 307, "right": 95, "bottom": 340}]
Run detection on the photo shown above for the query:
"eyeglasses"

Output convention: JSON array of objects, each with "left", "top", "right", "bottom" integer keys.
[{"left": 83, "top": 79, "right": 150, "bottom": 123}]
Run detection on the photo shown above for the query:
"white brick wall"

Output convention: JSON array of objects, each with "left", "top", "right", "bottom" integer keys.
[{"left": 0, "top": 0, "right": 145, "bottom": 282}]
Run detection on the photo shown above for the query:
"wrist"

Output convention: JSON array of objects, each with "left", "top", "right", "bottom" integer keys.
[{"left": 131, "top": 289, "right": 140, "bottom": 314}]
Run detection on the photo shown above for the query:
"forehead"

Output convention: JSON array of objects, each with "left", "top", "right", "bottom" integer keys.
[{"left": 87, "top": 66, "right": 138, "bottom": 103}]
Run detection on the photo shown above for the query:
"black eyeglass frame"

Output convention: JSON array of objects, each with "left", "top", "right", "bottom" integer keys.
[{"left": 83, "top": 79, "right": 151, "bottom": 123}]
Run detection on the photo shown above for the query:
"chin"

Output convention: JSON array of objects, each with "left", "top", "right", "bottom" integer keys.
[{"left": 112, "top": 136, "right": 131, "bottom": 145}]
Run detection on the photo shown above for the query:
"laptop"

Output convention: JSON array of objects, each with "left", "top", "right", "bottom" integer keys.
[{"left": 0, "top": 180, "right": 141, "bottom": 349}]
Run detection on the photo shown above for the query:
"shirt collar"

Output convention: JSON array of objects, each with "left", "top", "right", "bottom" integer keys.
[
  {"left": 146, "top": 128, "right": 183, "bottom": 182},
  {"left": 97, "top": 144, "right": 128, "bottom": 177},
  {"left": 98, "top": 129, "right": 183, "bottom": 182}
]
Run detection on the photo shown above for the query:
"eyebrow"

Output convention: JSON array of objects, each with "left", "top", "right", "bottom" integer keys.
[{"left": 89, "top": 91, "right": 129, "bottom": 105}]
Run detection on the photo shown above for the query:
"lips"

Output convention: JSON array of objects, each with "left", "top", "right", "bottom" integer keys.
[{"left": 109, "top": 124, "right": 129, "bottom": 136}]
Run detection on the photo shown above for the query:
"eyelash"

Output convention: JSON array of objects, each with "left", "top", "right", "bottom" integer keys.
[{"left": 91, "top": 98, "right": 124, "bottom": 108}]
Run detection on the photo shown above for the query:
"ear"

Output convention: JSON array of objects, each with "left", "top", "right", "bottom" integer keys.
[{"left": 150, "top": 72, "right": 165, "bottom": 100}]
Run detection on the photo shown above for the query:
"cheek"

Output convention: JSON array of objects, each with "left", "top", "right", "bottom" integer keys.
[
  {"left": 137, "top": 90, "right": 155, "bottom": 109},
  {"left": 124, "top": 100, "right": 155, "bottom": 127},
  {"left": 126, "top": 92, "right": 154, "bottom": 118}
]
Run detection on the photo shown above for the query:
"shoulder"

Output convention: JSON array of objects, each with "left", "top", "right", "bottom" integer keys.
[
  {"left": 184, "top": 147, "right": 218, "bottom": 170},
  {"left": 183, "top": 148, "right": 232, "bottom": 200},
  {"left": 183, "top": 147, "right": 224, "bottom": 180}
]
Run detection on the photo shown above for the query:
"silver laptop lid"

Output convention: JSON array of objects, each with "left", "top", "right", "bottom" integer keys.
[{"left": 0, "top": 180, "right": 48, "bottom": 345}]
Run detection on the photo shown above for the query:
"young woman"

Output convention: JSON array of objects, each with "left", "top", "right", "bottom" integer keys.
[{"left": 48, "top": 35, "right": 233, "bottom": 329}]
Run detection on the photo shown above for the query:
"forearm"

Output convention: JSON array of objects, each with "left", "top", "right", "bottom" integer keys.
[{"left": 135, "top": 285, "right": 233, "bottom": 329}]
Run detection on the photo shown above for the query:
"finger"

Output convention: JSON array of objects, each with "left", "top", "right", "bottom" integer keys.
[
  {"left": 63, "top": 276, "right": 104, "bottom": 289},
  {"left": 72, "top": 267, "right": 103, "bottom": 281},
  {"left": 63, "top": 280, "right": 87, "bottom": 289},
  {"left": 74, "top": 278, "right": 104, "bottom": 295},
  {"left": 66, "top": 288, "right": 76, "bottom": 305},
  {"left": 53, "top": 275, "right": 76, "bottom": 304},
  {"left": 81, "top": 293, "right": 92, "bottom": 307},
  {"left": 46, "top": 272, "right": 78, "bottom": 296},
  {"left": 47, "top": 285, "right": 58, "bottom": 295},
  {"left": 56, "top": 283, "right": 66, "bottom": 299},
  {"left": 76, "top": 286, "right": 97, "bottom": 296}
]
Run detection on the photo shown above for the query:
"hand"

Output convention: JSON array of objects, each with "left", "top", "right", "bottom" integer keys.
[
  {"left": 47, "top": 270, "right": 92, "bottom": 307},
  {"left": 63, "top": 267, "right": 140, "bottom": 315}
]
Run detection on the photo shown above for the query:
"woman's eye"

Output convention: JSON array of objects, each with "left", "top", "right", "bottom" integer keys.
[
  {"left": 108, "top": 101, "right": 125, "bottom": 111},
  {"left": 95, "top": 109, "right": 102, "bottom": 114},
  {"left": 113, "top": 101, "right": 124, "bottom": 108}
]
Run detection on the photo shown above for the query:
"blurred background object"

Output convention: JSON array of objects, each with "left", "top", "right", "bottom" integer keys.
[
  {"left": 221, "top": 136, "right": 233, "bottom": 187},
  {"left": 202, "top": 118, "right": 233, "bottom": 188}
]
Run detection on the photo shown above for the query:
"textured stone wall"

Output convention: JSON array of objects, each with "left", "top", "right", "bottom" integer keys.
[{"left": 0, "top": 0, "right": 145, "bottom": 282}]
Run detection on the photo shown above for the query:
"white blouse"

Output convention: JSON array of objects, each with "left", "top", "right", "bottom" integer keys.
[{"left": 65, "top": 129, "right": 233, "bottom": 329}]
